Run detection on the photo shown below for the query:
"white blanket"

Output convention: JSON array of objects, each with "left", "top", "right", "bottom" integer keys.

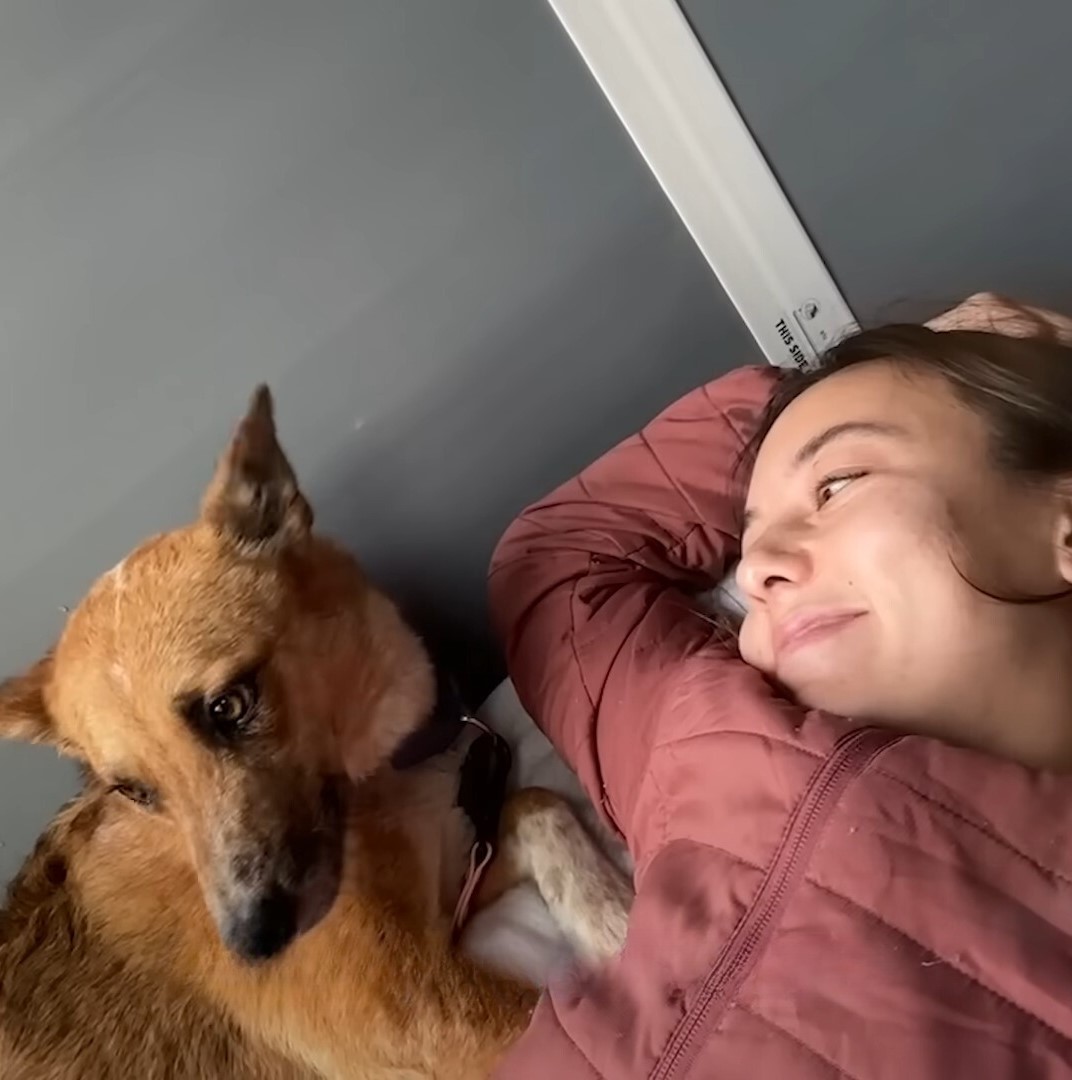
[
  {"left": 462, "top": 574, "right": 742, "bottom": 985},
  {"left": 460, "top": 679, "right": 630, "bottom": 985}
]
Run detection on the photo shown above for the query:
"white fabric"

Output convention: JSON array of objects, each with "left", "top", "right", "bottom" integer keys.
[
  {"left": 461, "top": 573, "right": 740, "bottom": 985},
  {"left": 460, "top": 679, "right": 628, "bottom": 985}
]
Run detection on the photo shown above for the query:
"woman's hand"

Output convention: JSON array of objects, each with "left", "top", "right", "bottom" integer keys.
[{"left": 927, "top": 291, "right": 1072, "bottom": 343}]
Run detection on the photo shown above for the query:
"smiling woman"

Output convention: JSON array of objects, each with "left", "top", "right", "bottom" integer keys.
[
  {"left": 738, "top": 324, "right": 1072, "bottom": 768},
  {"left": 490, "top": 293, "right": 1072, "bottom": 1078}
]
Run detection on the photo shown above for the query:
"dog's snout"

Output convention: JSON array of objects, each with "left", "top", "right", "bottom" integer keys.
[
  {"left": 208, "top": 780, "right": 346, "bottom": 962},
  {"left": 222, "top": 884, "right": 300, "bottom": 962}
]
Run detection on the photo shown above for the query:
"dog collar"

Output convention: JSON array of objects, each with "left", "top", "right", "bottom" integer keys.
[
  {"left": 389, "top": 665, "right": 512, "bottom": 936},
  {"left": 390, "top": 664, "right": 471, "bottom": 769}
]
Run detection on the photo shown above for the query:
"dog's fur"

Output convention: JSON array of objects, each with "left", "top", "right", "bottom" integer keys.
[{"left": 0, "top": 388, "right": 631, "bottom": 1079}]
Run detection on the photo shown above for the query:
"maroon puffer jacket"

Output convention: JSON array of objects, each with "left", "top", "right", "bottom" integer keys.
[{"left": 489, "top": 360, "right": 1072, "bottom": 1078}]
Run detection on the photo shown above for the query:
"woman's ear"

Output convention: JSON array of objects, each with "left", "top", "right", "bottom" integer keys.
[
  {"left": 1054, "top": 495, "right": 1072, "bottom": 586},
  {"left": 0, "top": 655, "right": 62, "bottom": 748}
]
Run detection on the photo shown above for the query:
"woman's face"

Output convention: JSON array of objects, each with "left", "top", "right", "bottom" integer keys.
[{"left": 738, "top": 360, "right": 1072, "bottom": 760}]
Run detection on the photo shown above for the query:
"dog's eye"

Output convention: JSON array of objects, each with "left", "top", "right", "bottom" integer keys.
[
  {"left": 110, "top": 780, "right": 157, "bottom": 809},
  {"left": 206, "top": 683, "right": 256, "bottom": 735}
]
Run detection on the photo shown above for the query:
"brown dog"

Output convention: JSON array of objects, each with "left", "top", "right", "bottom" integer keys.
[{"left": 0, "top": 388, "right": 631, "bottom": 1079}]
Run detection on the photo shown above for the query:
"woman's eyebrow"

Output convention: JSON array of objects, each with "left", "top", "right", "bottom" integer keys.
[
  {"left": 742, "top": 421, "right": 908, "bottom": 537},
  {"left": 793, "top": 421, "right": 907, "bottom": 466}
]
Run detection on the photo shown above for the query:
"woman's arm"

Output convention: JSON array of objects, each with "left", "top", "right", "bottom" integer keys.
[
  {"left": 489, "top": 366, "right": 777, "bottom": 845},
  {"left": 489, "top": 292, "right": 1070, "bottom": 850}
]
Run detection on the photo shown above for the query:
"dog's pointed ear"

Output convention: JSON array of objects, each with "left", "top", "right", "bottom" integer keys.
[
  {"left": 201, "top": 386, "right": 313, "bottom": 551},
  {"left": 0, "top": 655, "right": 61, "bottom": 747}
]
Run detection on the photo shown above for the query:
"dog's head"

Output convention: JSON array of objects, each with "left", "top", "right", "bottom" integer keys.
[{"left": 0, "top": 388, "right": 434, "bottom": 961}]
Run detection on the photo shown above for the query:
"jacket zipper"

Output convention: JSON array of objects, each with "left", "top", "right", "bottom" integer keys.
[{"left": 651, "top": 726, "right": 902, "bottom": 1080}]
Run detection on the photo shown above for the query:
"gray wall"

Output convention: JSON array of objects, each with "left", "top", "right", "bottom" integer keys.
[
  {"left": 6, "top": 0, "right": 1072, "bottom": 892},
  {"left": 0, "top": 0, "right": 752, "bottom": 888},
  {"left": 682, "top": 0, "right": 1072, "bottom": 316}
]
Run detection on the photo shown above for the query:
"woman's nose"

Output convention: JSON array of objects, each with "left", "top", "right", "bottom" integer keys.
[{"left": 737, "top": 532, "right": 813, "bottom": 601}]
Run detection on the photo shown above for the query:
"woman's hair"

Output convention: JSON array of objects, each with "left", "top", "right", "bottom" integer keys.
[
  {"left": 737, "top": 321, "right": 1072, "bottom": 605},
  {"left": 743, "top": 323, "right": 1072, "bottom": 480}
]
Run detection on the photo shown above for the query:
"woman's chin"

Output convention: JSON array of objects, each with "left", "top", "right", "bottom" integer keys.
[{"left": 777, "top": 650, "right": 873, "bottom": 718}]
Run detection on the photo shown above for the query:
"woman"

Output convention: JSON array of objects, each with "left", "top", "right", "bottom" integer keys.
[{"left": 489, "top": 293, "right": 1072, "bottom": 1078}]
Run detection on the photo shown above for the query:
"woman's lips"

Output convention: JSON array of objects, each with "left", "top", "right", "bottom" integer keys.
[{"left": 773, "top": 609, "right": 865, "bottom": 657}]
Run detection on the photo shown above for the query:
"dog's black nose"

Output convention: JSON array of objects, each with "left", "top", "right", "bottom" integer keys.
[{"left": 223, "top": 886, "right": 300, "bottom": 962}]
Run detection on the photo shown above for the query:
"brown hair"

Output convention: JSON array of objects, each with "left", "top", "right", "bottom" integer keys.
[
  {"left": 749, "top": 324, "right": 1072, "bottom": 477},
  {"left": 740, "top": 323, "right": 1072, "bottom": 602}
]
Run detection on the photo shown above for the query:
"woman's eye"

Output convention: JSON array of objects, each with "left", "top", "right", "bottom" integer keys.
[
  {"left": 205, "top": 682, "right": 256, "bottom": 734},
  {"left": 816, "top": 472, "right": 864, "bottom": 506}
]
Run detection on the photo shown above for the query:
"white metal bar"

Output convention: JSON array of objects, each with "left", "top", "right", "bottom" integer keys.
[{"left": 547, "top": 0, "right": 858, "bottom": 369}]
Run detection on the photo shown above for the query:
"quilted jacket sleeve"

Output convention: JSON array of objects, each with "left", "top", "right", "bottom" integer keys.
[{"left": 488, "top": 365, "right": 778, "bottom": 848}]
